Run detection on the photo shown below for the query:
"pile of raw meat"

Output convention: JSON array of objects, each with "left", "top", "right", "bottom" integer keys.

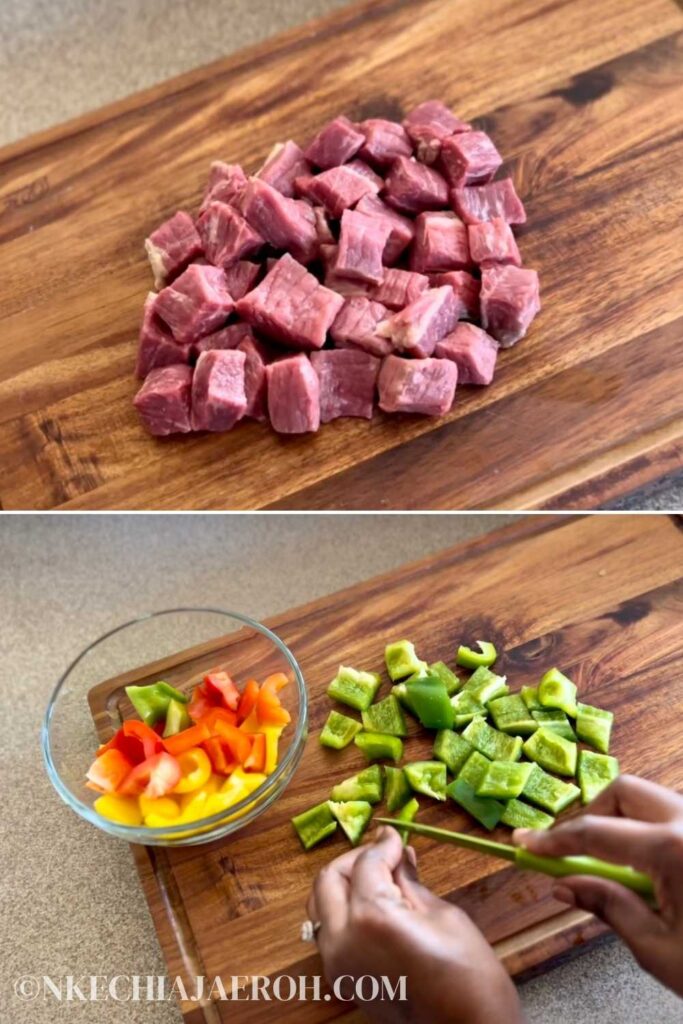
[{"left": 134, "top": 101, "right": 540, "bottom": 436}]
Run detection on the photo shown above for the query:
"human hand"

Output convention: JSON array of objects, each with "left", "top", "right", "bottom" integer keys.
[
  {"left": 513, "top": 774, "right": 683, "bottom": 998},
  {"left": 307, "top": 825, "right": 524, "bottom": 1024}
]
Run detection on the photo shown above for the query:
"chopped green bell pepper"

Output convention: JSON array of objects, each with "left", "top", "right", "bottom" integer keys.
[
  {"left": 521, "top": 685, "right": 543, "bottom": 711},
  {"left": 463, "top": 716, "right": 523, "bottom": 762},
  {"left": 433, "top": 729, "right": 472, "bottom": 774},
  {"left": 428, "top": 661, "right": 462, "bottom": 695},
  {"left": 476, "top": 760, "right": 534, "bottom": 800},
  {"left": 355, "top": 732, "right": 403, "bottom": 763},
  {"left": 163, "top": 697, "right": 192, "bottom": 737},
  {"left": 402, "top": 675, "right": 454, "bottom": 730},
  {"left": 394, "top": 797, "right": 419, "bottom": 844},
  {"left": 292, "top": 802, "right": 338, "bottom": 850},
  {"left": 457, "top": 749, "right": 491, "bottom": 789},
  {"left": 450, "top": 691, "right": 486, "bottom": 727},
  {"left": 522, "top": 763, "right": 581, "bottom": 814},
  {"left": 361, "top": 695, "right": 408, "bottom": 737},
  {"left": 404, "top": 761, "right": 448, "bottom": 801},
  {"left": 330, "top": 764, "right": 383, "bottom": 804},
  {"left": 328, "top": 800, "right": 373, "bottom": 846},
  {"left": 320, "top": 710, "right": 362, "bottom": 750},
  {"left": 501, "top": 799, "right": 554, "bottom": 830},
  {"left": 385, "top": 640, "right": 427, "bottom": 682},
  {"left": 538, "top": 667, "right": 578, "bottom": 717},
  {"left": 456, "top": 641, "right": 498, "bottom": 669},
  {"left": 327, "top": 666, "right": 381, "bottom": 711},
  {"left": 531, "top": 709, "right": 577, "bottom": 742},
  {"left": 446, "top": 778, "right": 504, "bottom": 831},
  {"left": 125, "top": 681, "right": 189, "bottom": 727},
  {"left": 576, "top": 703, "right": 613, "bottom": 754},
  {"left": 523, "top": 726, "right": 577, "bottom": 776},
  {"left": 462, "top": 666, "right": 509, "bottom": 705},
  {"left": 488, "top": 694, "right": 537, "bottom": 736},
  {"left": 578, "top": 750, "right": 619, "bottom": 804},
  {"left": 384, "top": 766, "right": 411, "bottom": 812}
]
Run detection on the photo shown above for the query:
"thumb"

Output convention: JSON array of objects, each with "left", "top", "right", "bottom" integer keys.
[{"left": 394, "top": 849, "right": 444, "bottom": 912}]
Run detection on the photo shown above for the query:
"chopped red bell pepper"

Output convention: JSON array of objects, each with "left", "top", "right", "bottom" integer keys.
[
  {"left": 244, "top": 732, "right": 266, "bottom": 772},
  {"left": 203, "top": 671, "right": 241, "bottom": 711},
  {"left": 237, "top": 679, "right": 260, "bottom": 723},
  {"left": 163, "top": 722, "right": 210, "bottom": 757},
  {"left": 188, "top": 682, "right": 214, "bottom": 723},
  {"left": 213, "top": 720, "right": 252, "bottom": 763},
  {"left": 203, "top": 737, "right": 237, "bottom": 775},
  {"left": 86, "top": 749, "right": 134, "bottom": 793},
  {"left": 122, "top": 719, "right": 166, "bottom": 760},
  {"left": 118, "top": 752, "right": 181, "bottom": 798},
  {"left": 257, "top": 673, "right": 291, "bottom": 726}
]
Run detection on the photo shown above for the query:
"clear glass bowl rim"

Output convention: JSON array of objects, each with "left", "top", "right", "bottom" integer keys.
[{"left": 41, "top": 606, "right": 308, "bottom": 843}]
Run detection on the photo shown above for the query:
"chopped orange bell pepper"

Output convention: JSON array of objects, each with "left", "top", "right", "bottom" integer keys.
[
  {"left": 198, "top": 707, "right": 238, "bottom": 734},
  {"left": 244, "top": 732, "right": 266, "bottom": 772},
  {"left": 257, "top": 673, "right": 291, "bottom": 726},
  {"left": 163, "top": 722, "right": 210, "bottom": 757},
  {"left": 203, "top": 737, "right": 237, "bottom": 775},
  {"left": 237, "top": 679, "right": 260, "bottom": 724},
  {"left": 86, "top": 748, "right": 134, "bottom": 793},
  {"left": 212, "top": 721, "right": 252, "bottom": 764}
]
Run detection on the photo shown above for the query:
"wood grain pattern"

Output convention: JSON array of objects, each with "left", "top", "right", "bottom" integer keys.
[
  {"left": 88, "top": 514, "right": 683, "bottom": 1021},
  {"left": 1, "top": 0, "right": 682, "bottom": 509}
]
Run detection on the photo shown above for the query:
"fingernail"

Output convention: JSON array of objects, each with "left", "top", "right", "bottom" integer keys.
[
  {"left": 552, "top": 885, "right": 575, "bottom": 906},
  {"left": 512, "top": 828, "right": 534, "bottom": 847}
]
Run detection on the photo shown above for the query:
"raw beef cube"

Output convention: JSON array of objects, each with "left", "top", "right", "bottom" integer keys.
[
  {"left": 355, "top": 194, "right": 414, "bottom": 264},
  {"left": 135, "top": 292, "right": 193, "bottom": 378},
  {"left": 480, "top": 265, "right": 540, "bottom": 347},
  {"left": 468, "top": 217, "right": 521, "bottom": 267},
  {"left": 238, "top": 336, "right": 269, "bottom": 421},
  {"left": 378, "top": 355, "right": 457, "bottom": 416},
  {"left": 440, "top": 131, "right": 502, "bottom": 187},
  {"left": 383, "top": 157, "right": 449, "bottom": 214},
  {"left": 191, "top": 349, "right": 247, "bottom": 431},
  {"left": 222, "top": 261, "right": 261, "bottom": 300},
  {"left": 335, "top": 210, "right": 392, "bottom": 285},
  {"left": 451, "top": 178, "right": 527, "bottom": 225},
  {"left": 305, "top": 115, "right": 365, "bottom": 169},
  {"left": 377, "top": 286, "right": 459, "bottom": 358},
  {"left": 133, "top": 364, "right": 193, "bottom": 435},
  {"left": 255, "top": 140, "right": 310, "bottom": 198},
  {"left": 368, "top": 268, "right": 430, "bottom": 310},
  {"left": 430, "top": 270, "right": 480, "bottom": 320},
  {"left": 200, "top": 163, "right": 248, "bottom": 214},
  {"left": 322, "top": 246, "right": 374, "bottom": 298},
  {"left": 330, "top": 296, "right": 392, "bottom": 356},
  {"left": 313, "top": 207, "right": 335, "bottom": 245},
  {"left": 193, "top": 322, "right": 255, "bottom": 356},
  {"left": 410, "top": 211, "right": 471, "bottom": 273},
  {"left": 155, "top": 264, "right": 234, "bottom": 343},
  {"left": 295, "top": 165, "right": 380, "bottom": 218},
  {"left": 358, "top": 119, "right": 412, "bottom": 167},
  {"left": 435, "top": 323, "right": 499, "bottom": 385},
  {"left": 345, "top": 159, "right": 384, "bottom": 191},
  {"left": 238, "top": 178, "right": 318, "bottom": 264},
  {"left": 266, "top": 354, "right": 320, "bottom": 433},
  {"left": 310, "top": 348, "right": 380, "bottom": 422},
  {"left": 403, "top": 100, "right": 471, "bottom": 163},
  {"left": 144, "top": 211, "right": 202, "bottom": 290},
  {"left": 236, "top": 253, "right": 344, "bottom": 350},
  {"left": 197, "top": 201, "right": 264, "bottom": 268}
]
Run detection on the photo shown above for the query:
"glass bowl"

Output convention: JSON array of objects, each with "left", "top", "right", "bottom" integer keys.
[{"left": 42, "top": 608, "right": 307, "bottom": 846}]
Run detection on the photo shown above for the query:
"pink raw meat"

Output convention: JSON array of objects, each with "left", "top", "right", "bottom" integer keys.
[
  {"left": 310, "top": 348, "right": 380, "bottom": 422},
  {"left": 134, "top": 364, "right": 193, "bottom": 435},
  {"left": 358, "top": 119, "right": 412, "bottom": 167},
  {"left": 144, "top": 211, "right": 202, "bottom": 289},
  {"left": 135, "top": 292, "right": 193, "bottom": 379},
  {"left": 410, "top": 211, "right": 471, "bottom": 273},
  {"left": 321, "top": 245, "right": 374, "bottom": 298},
  {"left": 355, "top": 194, "right": 415, "bottom": 264},
  {"left": 155, "top": 264, "right": 234, "bottom": 343},
  {"left": 451, "top": 178, "right": 527, "bottom": 225},
  {"left": 335, "top": 210, "right": 392, "bottom": 285},
  {"left": 305, "top": 116, "right": 365, "bottom": 169},
  {"left": 468, "top": 218, "right": 521, "bottom": 267},
  {"left": 378, "top": 355, "right": 457, "bottom": 416},
  {"left": 368, "top": 268, "right": 429, "bottom": 310},
  {"left": 430, "top": 270, "right": 480, "bottom": 320},
  {"left": 255, "top": 141, "right": 310, "bottom": 198},
  {"left": 191, "top": 349, "right": 247, "bottom": 431},
  {"left": 383, "top": 157, "right": 449, "bottom": 214},
  {"left": 377, "top": 285, "right": 460, "bottom": 358},
  {"left": 222, "top": 261, "right": 261, "bottom": 300},
  {"left": 440, "top": 131, "right": 502, "bottom": 187},
  {"left": 238, "top": 336, "right": 269, "bottom": 421},
  {"left": 193, "top": 322, "right": 255, "bottom": 356},
  {"left": 313, "top": 207, "right": 335, "bottom": 245},
  {"left": 266, "top": 354, "right": 320, "bottom": 433},
  {"left": 197, "top": 201, "right": 264, "bottom": 268},
  {"left": 295, "top": 165, "right": 380, "bottom": 218},
  {"left": 403, "top": 100, "right": 471, "bottom": 164},
  {"left": 200, "top": 163, "right": 248, "bottom": 215},
  {"left": 345, "top": 159, "right": 384, "bottom": 190},
  {"left": 330, "top": 296, "right": 392, "bottom": 357},
  {"left": 238, "top": 178, "right": 318, "bottom": 264},
  {"left": 480, "top": 265, "right": 540, "bottom": 347},
  {"left": 435, "top": 323, "right": 499, "bottom": 384}
]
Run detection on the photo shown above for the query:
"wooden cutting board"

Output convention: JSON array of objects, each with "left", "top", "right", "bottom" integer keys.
[
  {"left": 87, "top": 514, "right": 683, "bottom": 1022},
  {"left": 2, "top": 0, "right": 683, "bottom": 510}
]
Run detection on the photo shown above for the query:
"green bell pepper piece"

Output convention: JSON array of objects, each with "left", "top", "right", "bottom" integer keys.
[
  {"left": 476, "top": 760, "right": 534, "bottom": 800},
  {"left": 330, "top": 764, "right": 383, "bottom": 804},
  {"left": 394, "top": 797, "right": 419, "bottom": 844},
  {"left": 163, "top": 697, "right": 192, "bottom": 737},
  {"left": 327, "top": 666, "right": 381, "bottom": 711},
  {"left": 385, "top": 640, "right": 427, "bottom": 682},
  {"left": 521, "top": 685, "right": 543, "bottom": 711},
  {"left": 361, "top": 695, "right": 408, "bottom": 737},
  {"left": 576, "top": 703, "right": 613, "bottom": 754},
  {"left": 457, "top": 749, "right": 491, "bottom": 788},
  {"left": 404, "top": 761, "right": 448, "bottom": 801},
  {"left": 463, "top": 716, "right": 523, "bottom": 762},
  {"left": 501, "top": 799, "right": 554, "bottom": 830},
  {"left": 125, "top": 681, "right": 188, "bottom": 727},
  {"left": 433, "top": 729, "right": 472, "bottom": 774},
  {"left": 488, "top": 694, "right": 537, "bottom": 736},
  {"left": 456, "top": 641, "right": 498, "bottom": 669},
  {"left": 428, "top": 661, "right": 462, "bottom": 695},
  {"left": 320, "top": 710, "right": 362, "bottom": 750},
  {"left": 355, "top": 732, "right": 403, "bottom": 763},
  {"left": 578, "top": 750, "right": 619, "bottom": 804},
  {"left": 523, "top": 727, "right": 577, "bottom": 776},
  {"left": 462, "top": 666, "right": 509, "bottom": 705},
  {"left": 522, "top": 763, "right": 581, "bottom": 814},
  {"left": 531, "top": 709, "right": 577, "bottom": 742},
  {"left": 403, "top": 675, "right": 454, "bottom": 730},
  {"left": 450, "top": 691, "right": 486, "bottom": 727},
  {"left": 538, "top": 667, "right": 578, "bottom": 717},
  {"left": 292, "top": 802, "right": 338, "bottom": 850},
  {"left": 446, "top": 778, "right": 504, "bottom": 831},
  {"left": 328, "top": 800, "right": 373, "bottom": 846},
  {"left": 384, "top": 766, "right": 411, "bottom": 812}
]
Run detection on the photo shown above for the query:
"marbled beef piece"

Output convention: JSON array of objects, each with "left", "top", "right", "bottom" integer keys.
[
  {"left": 321, "top": 245, "right": 374, "bottom": 298},
  {"left": 191, "top": 349, "right": 247, "bottom": 431},
  {"left": 144, "top": 211, "right": 202, "bottom": 290},
  {"left": 480, "top": 265, "right": 540, "bottom": 347},
  {"left": 305, "top": 116, "right": 365, "bottom": 169},
  {"left": 134, "top": 364, "right": 193, "bottom": 435},
  {"left": 266, "top": 354, "right": 320, "bottom": 433},
  {"left": 468, "top": 217, "right": 521, "bottom": 268},
  {"left": 368, "top": 268, "right": 429, "bottom": 310},
  {"left": 410, "top": 211, "right": 471, "bottom": 273},
  {"left": 330, "top": 296, "right": 392, "bottom": 357},
  {"left": 222, "top": 261, "right": 261, "bottom": 300},
  {"left": 197, "top": 201, "right": 264, "bottom": 268},
  {"left": 355, "top": 194, "right": 415, "bottom": 264},
  {"left": 193, "top": 322, "right": 255, "bottom": 356},
  {"left": 236, "top": 253, "right": 344, "bottom": 350},
  {"left": 135, "top": 292, "right": 193, "bottom": 379},
  {"left": 383, "top": 157, "right": 449, "bottom": 215},
  {"left": 435, "top": 323, "right": 499, "bottom": 385},
  {"left": 377, "top": 286, "right": 460, "bottom": 358},
  {"left": 440, "top": 131, "right": 502, "bottom": 188},
  {"left": 451, "top": 178, "right": 527, "bottom": 225},
  {"left": 345, "top": 159, "right": 384, "bottom": 191},
  {"left": 237, "top": 178, "right": 318, "bottom": 264},
  {"left": 430, "top": 270, "right": 480, "bottom": 320},
  {"left": 255, "top": 141, "right": 310, "bottom": 198},
  {"left": 155, "top": 264, "right": 234, "bottom": 343},
  {"left": 358, "top": 119, "right": 412, "bottom": 167},
  {"left": 403, "top": 100, "right": 471, "bottom": 164},
  {"left": 199, "top": 163, "right": 248, "bottom": 215},
  {"left": 238, "top": 336, "right": 269, "bottom": 421},
  {"left": 310, "top": 348, "right": 380, "bottom": 422},
  {"left": 295, "top": 165, "right": 380, "bottom": 219},
  {"left": 335, "top": 210, "right": 392, "bottom": 285},
  {"left": 378, "top": 354, "right": 457, "bottom": 416}
]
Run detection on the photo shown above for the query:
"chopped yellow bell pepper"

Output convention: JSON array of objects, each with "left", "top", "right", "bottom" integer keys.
[
  {"left": 172, "top": 747, "right": 212, "bottom": 794},
  {"left": 262, "top": 725, "right": 283, "bottom": 774},
  {"left": 139, "top": 795, "right": 181, "bottom": 819},
  {"left": 93, "top": 794, "right": 143, "bottom": 826},
  {"left": 230, "top": 767, "right": 267, "bottom": 795}
]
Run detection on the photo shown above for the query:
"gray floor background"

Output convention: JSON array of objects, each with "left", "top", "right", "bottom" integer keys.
[{"left": 1, "top": 514, "right": 681, "bottom": 1023}]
